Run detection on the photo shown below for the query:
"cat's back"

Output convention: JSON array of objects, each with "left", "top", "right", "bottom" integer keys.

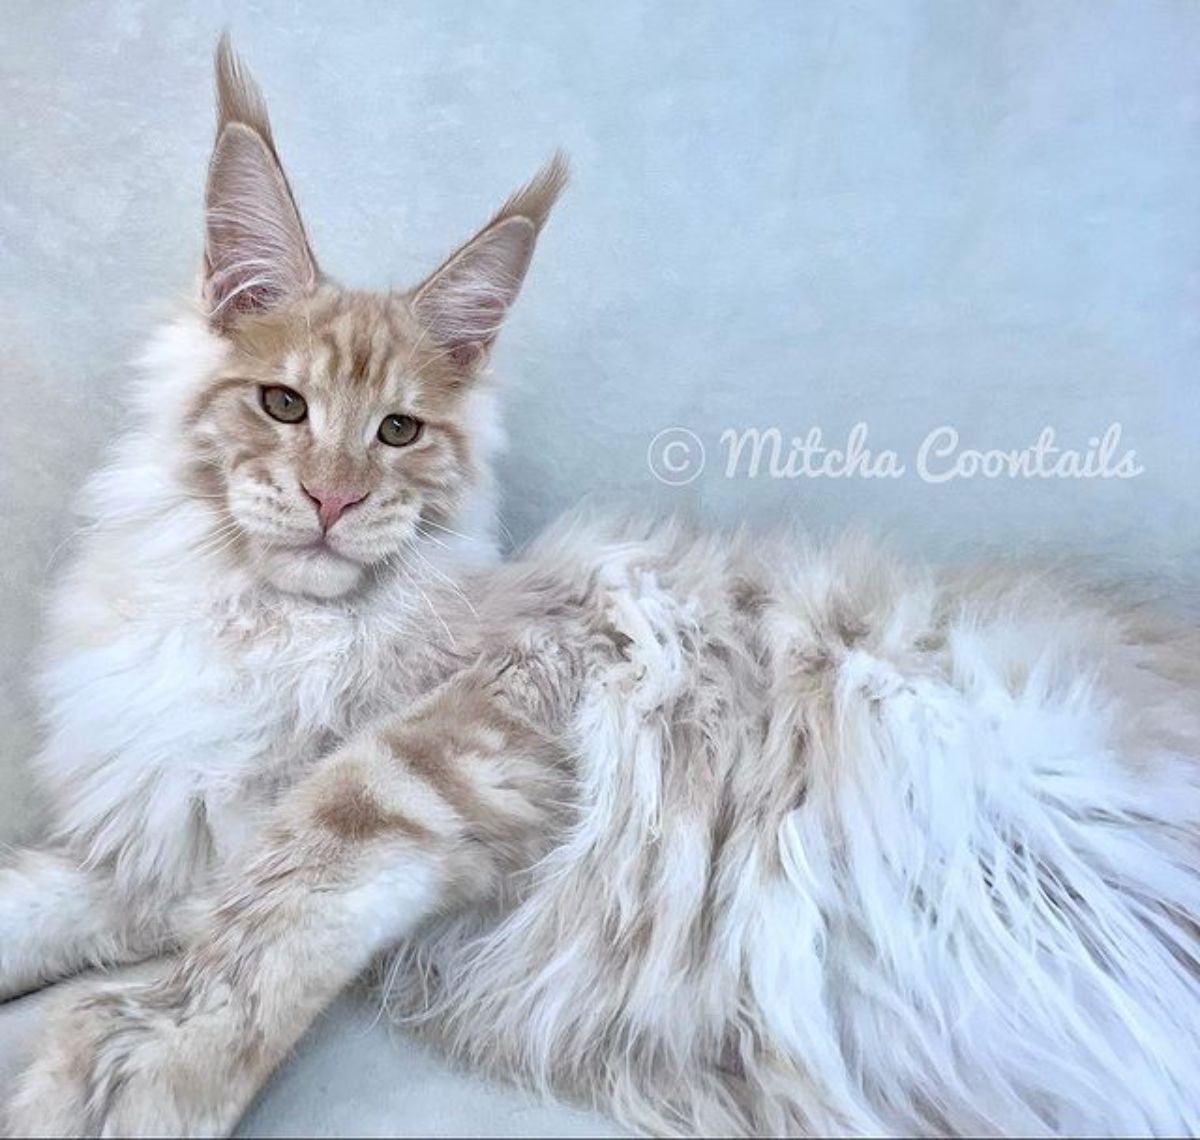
[{"left": 519, "top": 505, "right": 1197, "bottom": 714}]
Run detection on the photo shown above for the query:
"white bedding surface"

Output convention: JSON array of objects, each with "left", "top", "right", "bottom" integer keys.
[{"left": 0, "top": 969, "right": 621, "bottom": 1138}]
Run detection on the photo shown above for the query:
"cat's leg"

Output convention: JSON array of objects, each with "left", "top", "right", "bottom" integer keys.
[
  {"left": 0, "top": 848, "right": 177, "bottom": 1002},
  {"left": 6, "top": 649, "right": 578, "bottom": 1138}
]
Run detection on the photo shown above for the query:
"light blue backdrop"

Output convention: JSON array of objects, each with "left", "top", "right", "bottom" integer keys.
[{"left": 1, "top": 4, "right": 1198, "bottom": 833}]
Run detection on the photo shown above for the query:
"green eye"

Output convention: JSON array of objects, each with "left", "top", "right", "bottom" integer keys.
[
  {"left": 378, "top": 413, "right": 423, "bottom": 447},
  {"left": 259, "top": 385, "right": 308, "bottom": 424}
]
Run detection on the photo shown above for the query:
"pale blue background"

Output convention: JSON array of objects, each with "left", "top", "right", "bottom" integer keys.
[
  {"left": 0, "top": 5, "right": 1197, "bottom": 1132},
  {"left": 1, "top": 0, "right": 1199, "bottom": 833}
]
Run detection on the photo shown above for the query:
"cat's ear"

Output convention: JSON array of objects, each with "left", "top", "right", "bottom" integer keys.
[
  {"left": 203, "top": 34, "right": 317, "bottom": 326},
  {"left": 412, "top": 153, "right": 568, "bottom": 372}
]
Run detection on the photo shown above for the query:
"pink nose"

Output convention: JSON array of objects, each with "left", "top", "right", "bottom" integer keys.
[{"left": 302, "top": 485, "right": 368, "bottom": 531}]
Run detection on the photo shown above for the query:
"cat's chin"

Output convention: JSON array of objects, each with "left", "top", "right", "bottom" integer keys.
[{"left": 256, "top": 544, "right": 365, "bottom": 599}]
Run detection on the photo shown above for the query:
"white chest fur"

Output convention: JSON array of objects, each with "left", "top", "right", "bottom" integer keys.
[{"left": 33, "top": 526, "right": 438, "bottom": 899}]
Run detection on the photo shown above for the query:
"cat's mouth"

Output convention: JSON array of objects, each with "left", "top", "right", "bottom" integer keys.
[
  {"left": 239, "top": 517, "right": 407, "bottom": 585},
  {"left": 283, "top": 534, "right": 362, "bottom": 563},
  {"left": 246, "top": 528, "right": 365, "bottom": 569},
  {"left": 296, "top": 535, "right": 337, "bottom": 553}
]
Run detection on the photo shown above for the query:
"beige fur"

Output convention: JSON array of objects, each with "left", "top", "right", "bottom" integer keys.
[{"left": 3, "top": 39, "right": 1199, "bottom": 1139}]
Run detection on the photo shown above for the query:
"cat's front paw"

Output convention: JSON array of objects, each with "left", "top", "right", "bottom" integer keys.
[{"left": 5, "top": 979, "right": 240, "bottom": 1138}]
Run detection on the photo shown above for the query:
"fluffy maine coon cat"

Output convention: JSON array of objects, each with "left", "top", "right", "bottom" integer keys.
[{"left": 3, "top": 37, "right": 1199, "bottom": 1139}]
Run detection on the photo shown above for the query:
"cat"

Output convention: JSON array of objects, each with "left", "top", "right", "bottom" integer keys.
[{"left": 3, "top": 36, "right": 1199, "bottom": 1139}]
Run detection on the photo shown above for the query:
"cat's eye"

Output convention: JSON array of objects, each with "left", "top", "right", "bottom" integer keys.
[
  {"left": 378, "top": 414, "right": 423, "bottom": 448},
  {"left": 259, "top": 385, "right": 308, "bottom": 424}
]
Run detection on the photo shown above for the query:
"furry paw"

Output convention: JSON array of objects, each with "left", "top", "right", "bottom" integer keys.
[{"left": 5, "top": 978, "right": 244, "bottom": 1138}]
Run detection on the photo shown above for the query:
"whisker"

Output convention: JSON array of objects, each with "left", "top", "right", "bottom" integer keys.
[
  {"left": 393, "top": 553, "right": 457, "bottom": 650},
  {"left": 192, "top": 530, "right": 245, "bottom": 562},
  {"left": 406, "top": 540, "right": 478, "bottom": 618},
  {"left": 415, "top": 527, "right": 450, "bottom": 551},
  {"left": 189, "top": 518, "right": 246, "bottom": 560},
  {"left": 417, "top": 517, "right": 477, "bottom": 544}
]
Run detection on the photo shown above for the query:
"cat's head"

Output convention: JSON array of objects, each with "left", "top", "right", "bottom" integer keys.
[{"left": 156, "top": 36, "right": 564, "bottom": 599}]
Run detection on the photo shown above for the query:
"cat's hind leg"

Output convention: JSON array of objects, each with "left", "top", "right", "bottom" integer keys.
[
  {"left": 0, "top": 848, "right": 177, "bottom": 1002},
  {"left": 5, "top": 650, "right": 577, "bottom": 1138}
]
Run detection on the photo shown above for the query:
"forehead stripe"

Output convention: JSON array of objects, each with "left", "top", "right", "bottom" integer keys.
[
  {"left": 320, "top": 332, "right": 342, "bottom": 381},
  {"left": 351, "top": 336, "right": 372, "bottom": 385}
]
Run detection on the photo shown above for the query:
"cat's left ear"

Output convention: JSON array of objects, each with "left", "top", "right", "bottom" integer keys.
[
  {"left": 412, "top": 153, "right": 568, "bottom": 372},
  {"left": 203, "top": 35, "right": 318, "bottom": 326}
]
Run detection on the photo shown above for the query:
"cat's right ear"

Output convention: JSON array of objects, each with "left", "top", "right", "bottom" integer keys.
[{"left": 203, "top": 34, "right": 317, "bottom": 327}]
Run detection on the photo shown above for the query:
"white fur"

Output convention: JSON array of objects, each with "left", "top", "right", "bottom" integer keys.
[
  {"left": 24, "top": 312, "right": 496, "bottom": 905},
  {"left": 4, "top": 313, "right": 1198, "bottom": 1137},
  {"left": 381, "top": 514, "right": 1200, "bottom": 1136}
]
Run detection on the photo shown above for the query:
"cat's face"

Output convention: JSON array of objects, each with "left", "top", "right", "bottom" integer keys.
[
  {"left": 177, "top": 38, "right": 564, "bottom": 598},
  {"left": 182, "top": 289, "right": 494, "bottom": 598}
]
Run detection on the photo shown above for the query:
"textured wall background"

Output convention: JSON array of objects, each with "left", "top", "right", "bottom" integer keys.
[{"left": 1, "top": 0, "right": 1198, "bottom": 842}]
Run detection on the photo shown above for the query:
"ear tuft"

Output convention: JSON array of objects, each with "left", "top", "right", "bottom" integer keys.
[
  {"left": 215, "top": 32, "right": 277, "bottom": 153},
  {"left": 204, "top": 36, "right": 317, "bottom": 326},
  {"left": 412, "top": 154, "right": 568, "bottom": 367},
  {"left": 486, "top": 150, "right": 570, "bottom": 236}
]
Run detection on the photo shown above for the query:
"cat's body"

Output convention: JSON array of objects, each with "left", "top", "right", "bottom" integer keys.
[
  {"left": 382, "top": 514, "right": 1200, "bottom": 1137},
  {"left": 30, "top": 324, "right": 483, "bottom": 909},
  {"left": 3, "top": 39, "right": 1199, "bottom": 1139}
]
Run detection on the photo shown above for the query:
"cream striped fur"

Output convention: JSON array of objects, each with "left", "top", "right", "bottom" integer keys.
[{"left": 3, "top": 38, "right": 1198, "bottom": 1139}]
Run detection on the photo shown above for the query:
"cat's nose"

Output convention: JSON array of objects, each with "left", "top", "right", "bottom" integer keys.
[{"left": 302, "top": 485, "right": 368, "bottom": 532}]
